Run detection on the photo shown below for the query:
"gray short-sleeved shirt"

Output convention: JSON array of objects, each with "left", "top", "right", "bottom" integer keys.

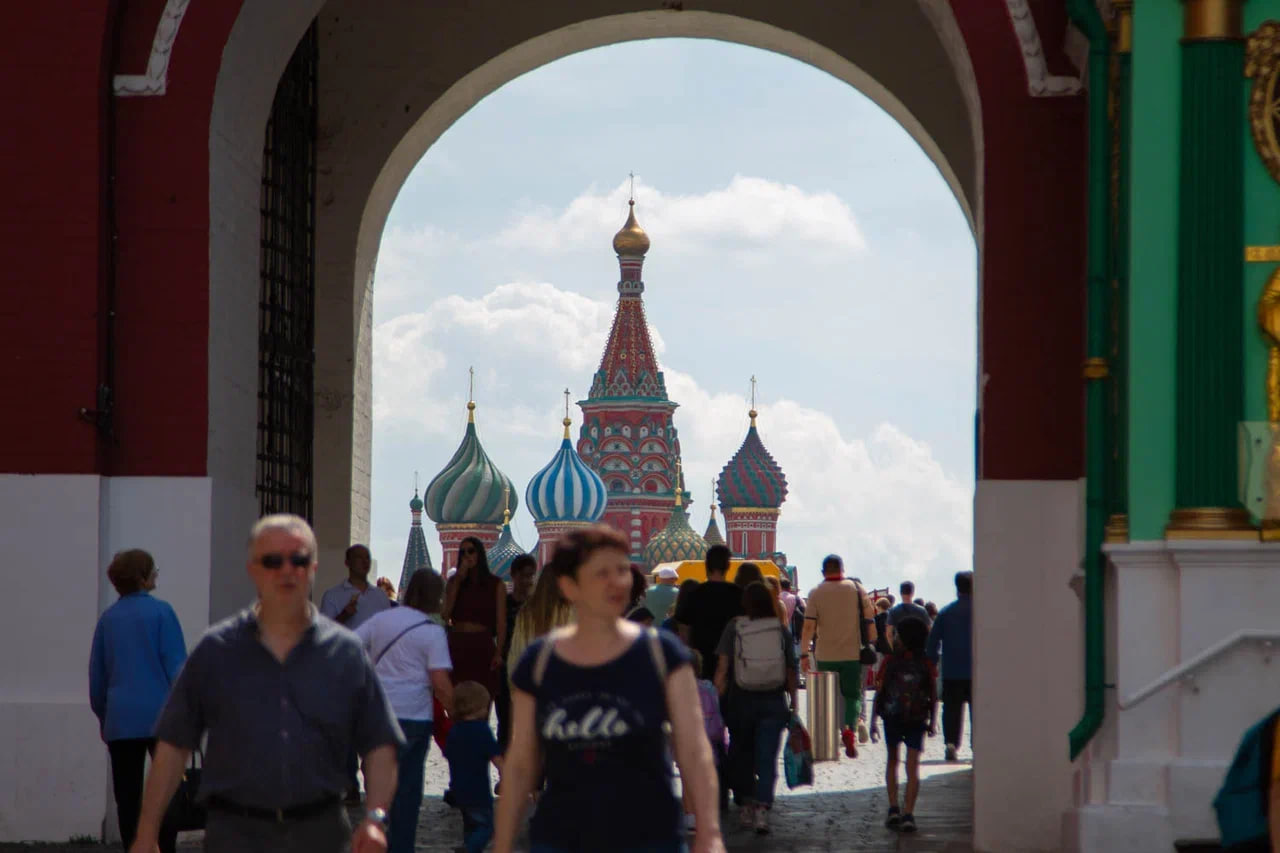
[{"left": 155, "top": 606, "right": 404, "bottom": 809}]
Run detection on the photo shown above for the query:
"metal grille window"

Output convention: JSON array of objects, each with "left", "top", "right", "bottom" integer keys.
[{"left": 256, "top": 24, "right": 317, "bottom": 520}]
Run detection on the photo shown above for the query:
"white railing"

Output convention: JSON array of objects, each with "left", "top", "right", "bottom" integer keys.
[{"left": 1117, "top": 630, "right": 1280, "bottom": 711}]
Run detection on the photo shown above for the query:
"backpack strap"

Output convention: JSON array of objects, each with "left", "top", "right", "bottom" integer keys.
[{"left": 532, "top": 635, "right": 557, "bottom": 690}]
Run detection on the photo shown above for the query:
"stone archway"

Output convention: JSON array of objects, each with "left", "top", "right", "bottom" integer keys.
[{"left": 207, "top": 0, "right": 984, "bottom": 614}]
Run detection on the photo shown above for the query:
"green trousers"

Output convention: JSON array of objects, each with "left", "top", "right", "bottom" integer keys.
[{"left": 817, "top": 659, "right": 863, "bottom": 728}]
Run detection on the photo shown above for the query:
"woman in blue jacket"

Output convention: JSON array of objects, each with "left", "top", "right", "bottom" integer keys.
[{"left": 89, "top": 549, "right": 186, "bottom": 850}]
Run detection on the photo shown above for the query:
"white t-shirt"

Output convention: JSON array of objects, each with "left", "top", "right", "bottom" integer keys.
[{"left": 355, "top": 607, "right": 452, "bottom": 721}]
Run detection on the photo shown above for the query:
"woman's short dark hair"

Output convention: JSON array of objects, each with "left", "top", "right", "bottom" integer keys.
[
  {"left": 742, "top": 582, "right": 775, "bottom": 619},
  {"left": 402, "top": 569, "right": 444, "bottom": 614},
  {"left": 673, "top": 578, "right": 699, "bottom": 614},
  {"left": 510, "top": 554, "right": 538, "bottom": 577},
  {"left": 629, "top": 564, "right": 648, "bottom": 605},
  {"left": 735, "top": 562, "right": 763, "bottom": 588},
  {"left": 548, "top": 524, "right": 630, "bottom": 579},
  {"left": 107, "top": 549, "right": 155, "bottom": 596}
]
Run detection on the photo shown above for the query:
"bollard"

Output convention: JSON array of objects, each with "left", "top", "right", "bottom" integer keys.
[{"left": 806, "top": 669, "right": 841, "bottom": 761}]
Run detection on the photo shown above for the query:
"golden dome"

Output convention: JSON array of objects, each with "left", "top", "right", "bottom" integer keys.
[{"left": 612, "top": 201, "right": 650, "bottom": 256}]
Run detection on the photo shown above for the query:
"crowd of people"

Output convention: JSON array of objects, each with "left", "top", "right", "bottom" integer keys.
[{"left": 87, "top": 515, "right": 974, "bottom": 852}]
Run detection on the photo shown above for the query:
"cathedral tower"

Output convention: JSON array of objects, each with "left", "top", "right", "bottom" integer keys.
[
  {"left": 578, "top": 198, "right": 686, "bottom": 561},
  {"left": 718, "top": 388, "right": 788, "bottom": 561}
]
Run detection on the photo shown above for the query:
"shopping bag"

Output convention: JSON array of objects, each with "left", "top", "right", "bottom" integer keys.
[{"left": 782, "top": 715, "right": 814, "bottom": 789}]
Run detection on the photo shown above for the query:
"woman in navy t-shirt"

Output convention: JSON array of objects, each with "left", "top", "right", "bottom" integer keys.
[{"left": 494, "top": 525, "right": 725, "bottom": 853}]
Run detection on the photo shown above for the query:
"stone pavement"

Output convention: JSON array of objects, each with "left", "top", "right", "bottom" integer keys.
[{"left": 2, "top": 700, "right": 973, "bottom": 852}]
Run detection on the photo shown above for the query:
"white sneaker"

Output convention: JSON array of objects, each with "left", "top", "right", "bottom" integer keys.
[
  {"left": 857, "top": 721, "right": 869, "bottom": 743},
  {"left": 754, "top": 806, "right": 770, "bottom": 835}
]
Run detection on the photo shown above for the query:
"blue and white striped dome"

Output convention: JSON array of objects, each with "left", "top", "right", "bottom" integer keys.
[{"left": 526, "top": 421, "right": 609, "bottom": 523}]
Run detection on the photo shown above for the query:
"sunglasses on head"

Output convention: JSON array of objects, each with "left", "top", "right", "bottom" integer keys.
[{"left": 258, "top": 552, "right": 312, "bottom": 570}]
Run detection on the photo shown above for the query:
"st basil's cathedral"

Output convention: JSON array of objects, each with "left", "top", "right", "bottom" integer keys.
[{"left": 400, "top": 200, "right": 789, "bottom": 589}]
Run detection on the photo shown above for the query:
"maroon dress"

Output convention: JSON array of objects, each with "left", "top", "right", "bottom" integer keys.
[{"left": 448, "top": 575, "right": 500, "bottom": 696}]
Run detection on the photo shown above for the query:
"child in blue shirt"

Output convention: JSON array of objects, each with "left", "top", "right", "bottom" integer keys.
[{"left": 444, "top": 681, "right": 504, "bottom": 853}]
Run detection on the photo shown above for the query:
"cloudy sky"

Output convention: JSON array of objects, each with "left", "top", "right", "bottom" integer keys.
[{"left": 369, "top": 38, "right": 976, "bottom": 598}]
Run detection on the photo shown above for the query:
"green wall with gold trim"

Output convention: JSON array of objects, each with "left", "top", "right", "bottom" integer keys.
[{"left": 1127, "top": 1, "right": 1180, "bottom": 540}]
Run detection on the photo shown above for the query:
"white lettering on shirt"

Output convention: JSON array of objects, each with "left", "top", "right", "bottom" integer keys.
[{"left": 542, "top": 705, "right": 631, "bottom": 741}]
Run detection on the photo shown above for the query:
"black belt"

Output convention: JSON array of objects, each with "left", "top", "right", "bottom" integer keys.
[{"left": 207, "top": 794, "right": 342, "bottom": 823}]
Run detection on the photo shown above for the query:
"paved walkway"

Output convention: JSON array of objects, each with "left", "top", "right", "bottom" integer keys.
[{"left": 2, "top": 700, "right": 974, "bottom": 852}]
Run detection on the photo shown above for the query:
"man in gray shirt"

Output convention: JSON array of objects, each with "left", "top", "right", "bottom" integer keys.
[{"left": 130, "top": 515, "right": 403, "bottom": 853}]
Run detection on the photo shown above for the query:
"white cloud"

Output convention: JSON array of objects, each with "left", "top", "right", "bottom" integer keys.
[
  {"left": 372, "top": 277, "right": 971, "bottom": 599},
  {"left": 497, "top": 175, "right": 866, "bottom": 255}
]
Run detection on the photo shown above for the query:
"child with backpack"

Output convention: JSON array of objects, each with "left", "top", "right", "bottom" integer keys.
[{"left": 871, "top": 616, "right": 937, "bottom": 834}]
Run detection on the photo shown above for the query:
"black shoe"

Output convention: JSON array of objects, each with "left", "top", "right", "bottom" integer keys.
[
  {"left": 900, "top": 813, "right": 917, "bottom": 833},
  {"left": 886, "top": 806, "right": 901, "bottom": 829}
]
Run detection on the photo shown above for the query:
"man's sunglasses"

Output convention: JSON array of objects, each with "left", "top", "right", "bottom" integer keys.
[{"left": 258, "top": 552, "right": 312, "bottom": 569}]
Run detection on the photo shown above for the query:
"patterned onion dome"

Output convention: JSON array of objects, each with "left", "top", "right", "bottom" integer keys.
[
  {"left": 526, "top": 418, "right": 609, "bottom": 523},
  {"left": 703, "top": 504, "right": 726, "bottom": 548},
  {"left": 424, "top": 402, "right": 517, "bottom": 524},
  {"left": 409, "top": 490, "right": 424, "bottom": 513},
  {"left": 486, "top": 518, "right": 526, "bottom": 581},
  {"left": 717, "top": 410, "right": 788, "bottom": 509},
  {"left": 642, "top": 506, "right": 708, "bottom": 570},
  {"left": 612, "top": 200, "right": 650, "bottom": 256}
]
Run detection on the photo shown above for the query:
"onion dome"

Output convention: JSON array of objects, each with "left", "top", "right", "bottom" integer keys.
[
  {"left": 612, "top": 199, "right": 650, "bottom": 256},
  {"left": 526, "top": 413, "right": 609, "bottom": 523},
  {"left": 703, "top": 503, "right": 725, "bottom": 548},
  {"left": 642, "top": 467, "right": 708, "bottom": 569},
  {"left": 486, "top": 506, "right": 526, "bottom": 581},
  {"left": 424, "top": 401, "right": 517, "bottom": 524},
  {"left": 717, "top": 408, "right": 788, "bottom": 509},
  {"left": 409, "top": 490, "right": 424, "bottom": 513}
]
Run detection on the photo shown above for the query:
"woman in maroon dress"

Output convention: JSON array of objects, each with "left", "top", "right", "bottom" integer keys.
[{"left": 443, "top": 536, "right": 508, "bottom": 700}]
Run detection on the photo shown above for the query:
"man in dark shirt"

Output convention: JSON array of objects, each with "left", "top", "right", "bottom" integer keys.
[
  {"left": 675, "top": 545, "right": 744, "bottom": 680},
  {"left": 130, "top": 514, "right": 404, "bottom": 853},
  {"left": 886, "top": 580, "right": 931, "bottom": 648}
]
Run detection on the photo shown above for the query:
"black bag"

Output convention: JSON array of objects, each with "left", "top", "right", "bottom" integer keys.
[
  {"left": 163, "top": 750, "right": 205, "bottom": 832},
  {"left": 857, "top": 587, "right": 878, "bottom": 665}
]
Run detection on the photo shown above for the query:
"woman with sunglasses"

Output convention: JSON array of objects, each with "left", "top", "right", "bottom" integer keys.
[
  {"left": 442, "top": 536, "right": 508, "bottom": 701},
  {"left": 494, "top": 525, "right": 725, "bottom": 853}
]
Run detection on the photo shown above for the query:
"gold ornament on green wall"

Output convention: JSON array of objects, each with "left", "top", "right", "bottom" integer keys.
[{"left": 1246, "top": 22, "right": 1280, "bottom": 186}]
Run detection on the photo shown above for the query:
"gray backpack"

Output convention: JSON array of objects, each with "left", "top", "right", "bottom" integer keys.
[{"left": 733, "top": 617, "right": 787, "bottom": 691}]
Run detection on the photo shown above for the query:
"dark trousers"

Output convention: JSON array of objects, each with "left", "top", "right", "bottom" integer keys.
[
  {"left": 495, "top": 667, "right": 512, "bottom": 751},
  {"left": 205, "top": 804, "right": 349, "bottom": 853},
  {"left": 390, "top": 719, "right": 433, "bottom": 853},
  {"left": 941, "top": 678, "right": 972, "bottom": 748},
  {"left": 107, "top": 738, "right": 177, "bottom": 853},
  {"left": 460, "top": 803, "right": 494, "bottom": 853}
]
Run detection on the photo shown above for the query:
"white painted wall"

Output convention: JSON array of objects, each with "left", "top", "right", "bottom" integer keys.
[
  {"left": 973, "top": 479, "right": 1084, "bottom": 853},
  {"left": 1067, "top": 541, "right": 1280, "bottom": 851},
  {"left": 0, "top": 475, "right": 212, "bottom": 842}
]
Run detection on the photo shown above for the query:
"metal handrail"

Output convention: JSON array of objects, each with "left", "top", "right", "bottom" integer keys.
[{"left": 1118, "top": 630, "right": 1280, "bottom": 711}]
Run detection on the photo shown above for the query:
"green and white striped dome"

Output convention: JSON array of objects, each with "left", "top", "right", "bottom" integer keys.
[{"left": 424, "top": 403, "right": 517, "bottom": 525}]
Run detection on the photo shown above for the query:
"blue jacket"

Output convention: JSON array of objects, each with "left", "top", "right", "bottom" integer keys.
[
  {"left": 89, "top": 592, "right": 187, "bottom": 741},
  {"left": 925, "top": 595, "right": 972, "bottom": 680}
]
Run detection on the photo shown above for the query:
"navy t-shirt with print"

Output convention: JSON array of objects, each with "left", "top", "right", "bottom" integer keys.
[{"left": 510, "top": 629, "right": 692, "bottom": 851}]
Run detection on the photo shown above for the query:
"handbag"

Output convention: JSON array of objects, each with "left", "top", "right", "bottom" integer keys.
[
  {"left": 782, "top": 715, "right": 814, "bottom": 789},
  {"left": 857, "top": 586, "right": 878, "bottom": 665},
  {"left": 162, "top": 750, "right": 205, "bottom": 832}
]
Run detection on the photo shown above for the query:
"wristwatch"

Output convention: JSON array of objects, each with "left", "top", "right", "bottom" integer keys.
[{"left": 365, "top": 807, "right": 390, "bottom": 831}]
